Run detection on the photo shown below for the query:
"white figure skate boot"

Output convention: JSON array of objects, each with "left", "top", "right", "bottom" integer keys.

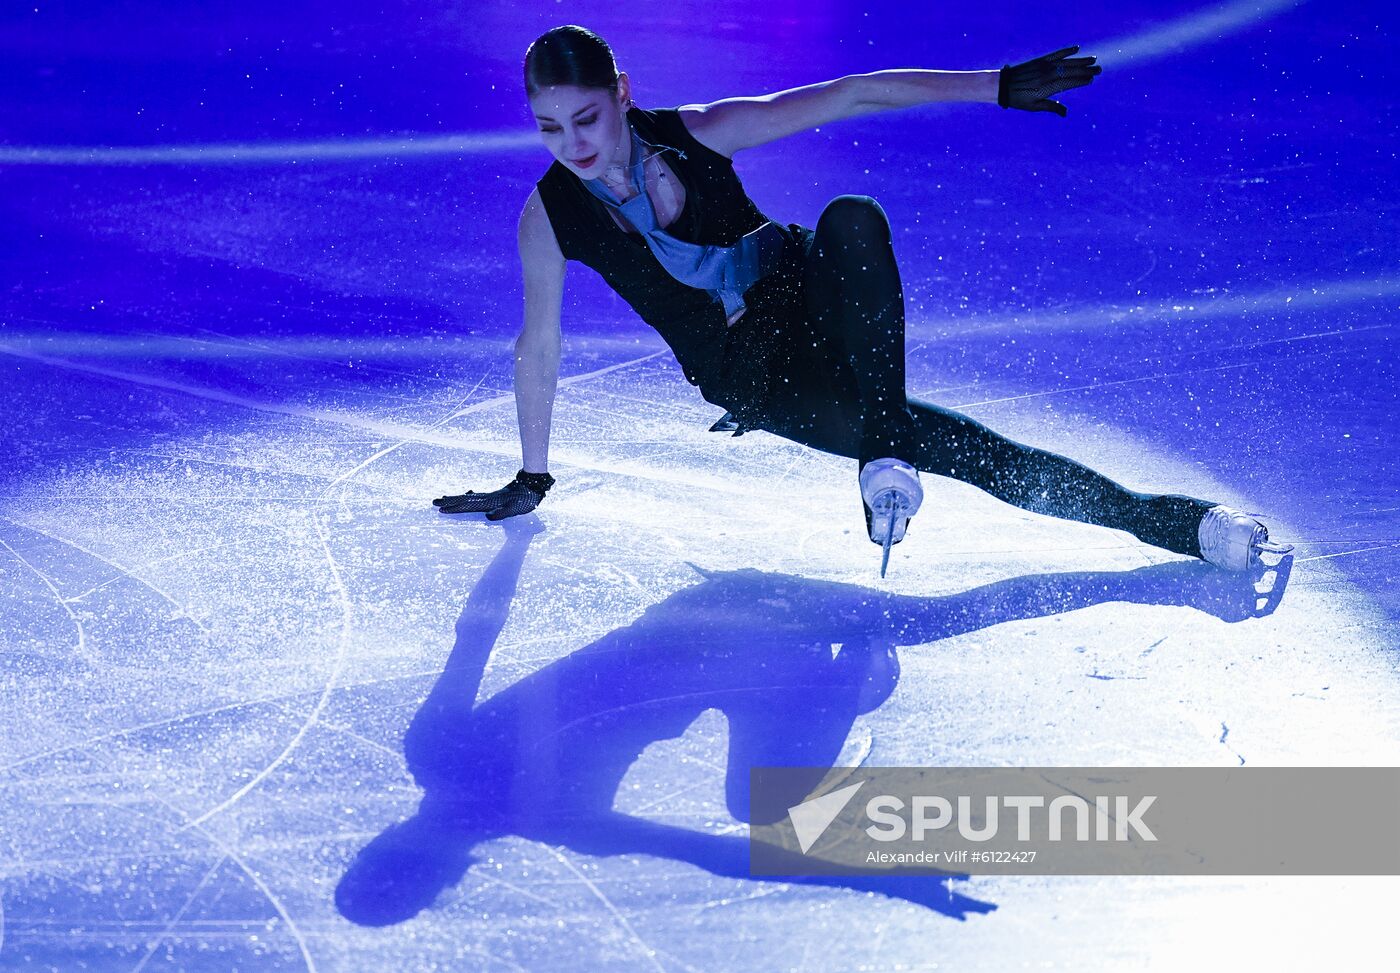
[
  {"left": 1197, "top": 505, "right": 1294, "bottom": 572},
  {"left": 860, "top": 458, "right": 923, "bottom": 578}
]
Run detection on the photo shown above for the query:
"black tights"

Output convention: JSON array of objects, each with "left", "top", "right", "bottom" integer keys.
[{"left": 760, "top": 195, "right": 1215, "bottom": 559}]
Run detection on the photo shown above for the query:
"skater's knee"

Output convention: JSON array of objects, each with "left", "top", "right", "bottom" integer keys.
[{"left": 816, "top": 195, "right": 891, "bottom": 247}]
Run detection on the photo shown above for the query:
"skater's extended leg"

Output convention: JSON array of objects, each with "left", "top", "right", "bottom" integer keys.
[
  {"left": 903, "top": 399, "right": 1216, "bottom": 558},
  {"left": 759, "top": 362, "right": 1214, "bottom": 559}
]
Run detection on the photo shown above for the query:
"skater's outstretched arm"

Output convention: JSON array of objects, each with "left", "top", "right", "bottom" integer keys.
[
  {"left": 434, "top": 189, "right": 563, "bottom": 520},
  {"left": 853, "top": 47, "right": 1100, "bottom": 119},
  {"left": 679, "top": 47, "right": 1100, "bottom": 157}
]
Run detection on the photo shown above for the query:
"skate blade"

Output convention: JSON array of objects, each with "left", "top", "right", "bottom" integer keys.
[
  {"left": 880, "top": 515, "right": 895, "bottom": 578},
  {"left": 870, "top": 489, "right": 910, "bottom": 577},
  {"left": 1253, "top": 539, "right": 1294, "bottom": 567}
]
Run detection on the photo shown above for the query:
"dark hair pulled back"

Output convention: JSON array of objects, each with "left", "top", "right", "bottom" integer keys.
[{"left": 524, "top": 25, "right": 619, "bottom": 96}]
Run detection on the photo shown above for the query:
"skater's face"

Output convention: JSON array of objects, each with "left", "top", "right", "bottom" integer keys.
[{"left": 530, "top": 79, "right": 632, "bottom": 179}]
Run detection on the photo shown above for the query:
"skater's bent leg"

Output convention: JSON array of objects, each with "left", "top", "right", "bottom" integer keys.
[
  {"left": 903, "top": 398, "right": 1216, "bottom": 558},
  {"left": 802, "top": 195, "right": 916, "bottom": 464}
]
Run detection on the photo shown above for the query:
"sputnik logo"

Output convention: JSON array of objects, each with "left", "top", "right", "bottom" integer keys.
[{"left": 787, "top": 780, "right": 865, "bottom": 853}]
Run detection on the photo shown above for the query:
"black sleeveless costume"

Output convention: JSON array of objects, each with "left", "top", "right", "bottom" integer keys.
[
  {"left": 536, "top": 105, "right": 809, "bottom": 430},
  {"left": 536, "top": 105, "right": 1216, "bottom": 559}
]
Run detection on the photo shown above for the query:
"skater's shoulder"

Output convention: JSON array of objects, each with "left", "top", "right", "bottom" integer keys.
[{"left": 518, "top": 187, "right": 564, "bottom": 268}]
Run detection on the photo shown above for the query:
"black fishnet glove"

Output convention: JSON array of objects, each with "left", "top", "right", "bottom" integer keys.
[
  {"left": 433, "top": 469, "right": 555, "bottom": 520},
  {"left": 999, "top": 45, "right": 1101, "bottom": 117}
]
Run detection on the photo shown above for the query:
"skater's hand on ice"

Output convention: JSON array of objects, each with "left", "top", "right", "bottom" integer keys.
[
  {"left": 433, "top": 469, "right": 554, "bottom": 521},
  {"left": 999, "top": 46, "right": 1101, "bottom": 117}
]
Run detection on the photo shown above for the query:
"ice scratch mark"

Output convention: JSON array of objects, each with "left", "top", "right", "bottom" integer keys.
[
  {"left": 280, "top": 707, "right": 403, "bottom": 764},
  {"left": 0, "top": 535, "right": 96, "bottom": 669},
  {"left": 73, "top": 746, "right": 319, "bottom": 973},
  {"left": 1, "top": 346, "right": 779, "bottom": 499},
  {"left": 1, "top": 516, "right": 213, "bottom": 640},
  {"left": 67, "top": 538, "right": 247, "bottom": 602},
  {"left": 870, "top": 923, "right": 887, "bottom": 967},
  {"left": 626, "top": 775, "right": 728, "bottom": 817},
  {"left": 181, "top": 508, "right": 352, "bottom": 833},
  {"left": 600, "top": 563, "right": 650, "bottom": 598},
  {"left": 0, "top": 342, "right": 667, "bottom": 453},
  {"left": 694, "top": 884, "right": 787, "bottom": 913},
  {"left": 951, "top": 353, "right": 1328, "bottom": 411},
  {"left": 174, "top": 823, "right": 316, "bottom": 971},
  {"left": 1140, "top": 635, "right": 1169, "bottom": 657},
  {"left": 1087, "top": 671, "right": 1145, "bottom": 681},
  {"left": 130, "top": 855, "right": 227, "bottom": 973},
  {"left": 548, "top": 847, "right": 667, "bottom": 973},
  {"left": 456, "top": 865, "right": 559, "bottom": 911},
  {"left": 181, "top": 376, "right": 494, "bottom": 829},
  {"left": 1219, "top": 722, "right": 1246, "bottom": 765},
  {"left": 113, "top": 448, "right": 343, "bottom": 481},
  {"left": 1154, "top": 322, "right": 1394, "bottom": 364},
  {"left": 0, "top": 632, "right": 559, "bottom": 780},
  {"left": 1295, "top": 543, "right": 1400, "bottom": 563}
]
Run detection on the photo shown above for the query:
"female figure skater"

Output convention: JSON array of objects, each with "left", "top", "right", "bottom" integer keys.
[{"left": 434, "top": 25, "right": 1291, "bottom": 577}]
